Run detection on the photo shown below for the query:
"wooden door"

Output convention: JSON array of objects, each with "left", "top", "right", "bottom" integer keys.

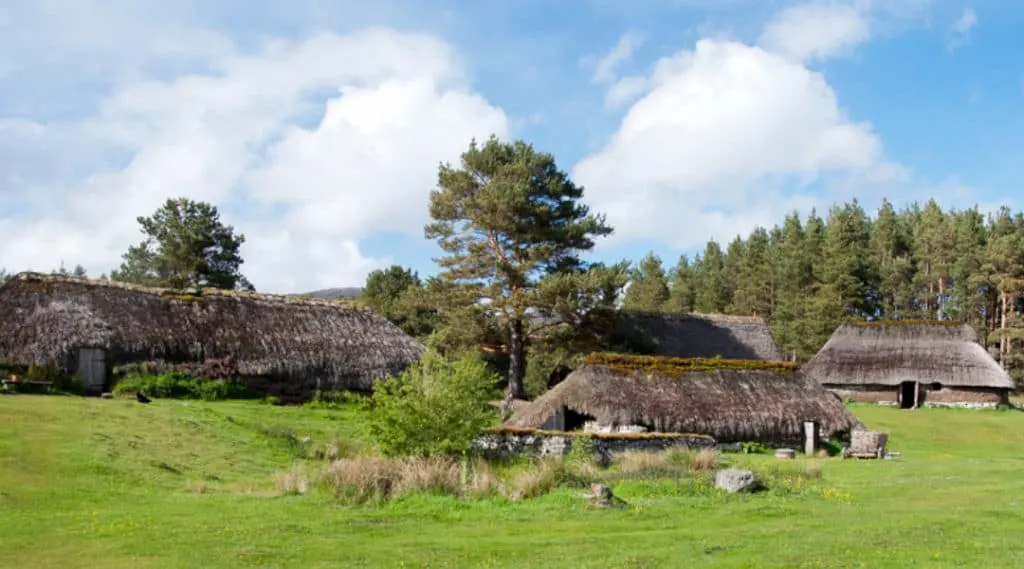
[{"left": 78, "top": 348, "right": 107, "bottom": 394}]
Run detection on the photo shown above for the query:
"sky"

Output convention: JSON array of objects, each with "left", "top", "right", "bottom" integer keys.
[{"left": 1, "top": 0, "right": 1022, "bottom": 293}]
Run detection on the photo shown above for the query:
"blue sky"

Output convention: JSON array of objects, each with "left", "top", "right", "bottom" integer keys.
[{"left": 0, "top": 0, "right": 1021, "bottom": 292}]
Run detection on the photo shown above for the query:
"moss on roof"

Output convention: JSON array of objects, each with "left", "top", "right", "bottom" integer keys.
[{"left": 583, "top": 352, "right": 798, "bottom": 377}]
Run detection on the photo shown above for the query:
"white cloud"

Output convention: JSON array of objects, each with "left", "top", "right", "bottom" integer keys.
[
  {"left": 574, "top": 37, "right": 906, "bottom": 249},
  {"left": 947, "top": 7, "right": 977, "bottom": 51},
  {"left": 591, "top": 32, "right": 644, "bottom": 83},
  {"left": 758, "top": 2, "right": 871, "bottom": 62},
  {"left": 0, "top": 27, "right": 509, "bottom": 292}
]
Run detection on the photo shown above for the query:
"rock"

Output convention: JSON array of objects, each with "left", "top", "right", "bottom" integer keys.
[
  {"left": 715, "top": 468, "right": 757, "bottom": 493},
  {"left": 100, "top": 392, "right": 113, "bottom": 399},
  {"left": 578, "top": 483, "right": 627, "bottom": 508},
  {"left": 775, "top": 448, "right": 796, "bottom": 460}
]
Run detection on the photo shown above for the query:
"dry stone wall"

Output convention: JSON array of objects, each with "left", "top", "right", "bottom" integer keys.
[{"left": 472, "top": 430, "right": 717, "bottom": 461}]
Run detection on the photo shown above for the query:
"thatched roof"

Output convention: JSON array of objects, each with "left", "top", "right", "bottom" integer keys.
[
  {"left": 802, "top": 322, "right": 1014, "bottom": 390},
  {"left": 620, "top": 311, "right": 785, "bottom": 361},
  {"left": 507, "top": 354, "right": 862, "bottom": 443},
  {"left": 0, "top": 272, "right": 425, "bottom": 390}
]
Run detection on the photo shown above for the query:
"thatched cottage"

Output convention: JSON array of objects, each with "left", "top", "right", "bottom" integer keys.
[
  {"left": 620, "top": 311, "right": 785, "bottom": 361},
  {"left": 0, "top": 272, "right": 425, "bottom": 398},
  {"left": 802, "top": 321, "right": 1015, "bottom": 408},
  {"left": 507, "top": 353, "right": 861, "bottom": 446}
]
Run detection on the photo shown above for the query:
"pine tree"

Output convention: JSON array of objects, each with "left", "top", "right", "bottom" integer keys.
[
  {"left": 949, "top": 208, "right": 987, "bottom": 327},
  {"left": 870, "top": 199, "right": 915, "bottom": 319},
  {"left": 622, "top": 252, "right": 670, "bottom": 311},
  {"left": 425, "top": 136, "right": 613, "bottom": 399},
  {"left": 721, "top": 237, "right": 745, "bottom": 312},
  {"left": 912, "top": 199, "right": 955, "bottom": 319},
  {"left": 805, "top": 202, "right": 874, "bottom": 351},
  {"left": 980, "top": 207, "right": 1024, "bottom": 368},
  {"left": 693, "top": 240, "right": 728, "bottom": 313},
  {"left": 731, "top": 227, "right": 773, "bottom": 317},
  {"left": 770, "top": 212, "right": 812, "bottom": 359},
  {"left": 665, "top": 254, "right": 696, "bottom": 312}
]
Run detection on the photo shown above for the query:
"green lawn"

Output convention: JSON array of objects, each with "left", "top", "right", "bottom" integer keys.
[{"left": 3, "top": 396, "right": 1024, "bottom": 568}]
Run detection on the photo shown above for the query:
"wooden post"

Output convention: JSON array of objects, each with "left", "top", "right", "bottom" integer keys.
[
  {"left": 913, "top": 382, "right": 920, "bottom": 409},
  {"left": 803, "top": 421, "right": 817, "bottom": 455}
]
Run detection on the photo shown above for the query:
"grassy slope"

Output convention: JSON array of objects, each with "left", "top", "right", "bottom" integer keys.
[{"left": 3, "top": 398, "right": 1024, "bottom": 568}]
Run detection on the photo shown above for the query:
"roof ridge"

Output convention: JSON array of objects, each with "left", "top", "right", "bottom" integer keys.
[{"left": 6, "top": 271, "right": 365, "bottom": 310}]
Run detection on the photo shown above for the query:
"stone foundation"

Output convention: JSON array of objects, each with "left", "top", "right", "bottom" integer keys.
[
  {"left": 826, "top": 384, "right": 1008, "bottom": 408},
  {"left": 472, "top": 430, "right": 716, "bottom": 461}
]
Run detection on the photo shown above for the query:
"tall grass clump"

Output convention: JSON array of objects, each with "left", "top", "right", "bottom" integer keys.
[
  {"left": 316, "top": 455, "right": 501, "bottom": 504},
  {"left": 364, "top": 351, "right": 499, "bottom": 457}
]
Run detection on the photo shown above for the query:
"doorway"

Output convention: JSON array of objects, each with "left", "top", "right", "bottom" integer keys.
[{"left": 898, "top": 381, "right": 918, "bottom": 409}]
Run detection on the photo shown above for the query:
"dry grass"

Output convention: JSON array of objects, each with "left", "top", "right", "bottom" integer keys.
[
  {"left": 275, "top": 466, "right": 312, "bottom": 495},
  {"left": 314, "top": 455, "right": 502, "bottom": 503},
  {"left": 506, "top": 458, "right": 573, "bottom": 501},
  {"left": 465, "top": 460, "right": 502, "bottom": 497},
  {"left": 689, "top": 448, "right": 721, "bottom": 472}
]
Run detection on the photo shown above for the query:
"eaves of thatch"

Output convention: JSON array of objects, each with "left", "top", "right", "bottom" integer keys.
[
  {"left": 507, "top": 354, "right": 862, "bottom": 443},
  {"left": 0, "top": 272, "right": 425, "bottom": 390},
  {"left": 620, "top": 311, "right": 786, "bottom": 361},
  {"left": 802, "top": 322, "right": 1014, "bottom": 390}
]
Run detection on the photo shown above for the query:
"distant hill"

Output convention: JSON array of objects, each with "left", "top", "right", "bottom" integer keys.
[{"left": 297, "top": 287, "right": 363, "bottom": 300}]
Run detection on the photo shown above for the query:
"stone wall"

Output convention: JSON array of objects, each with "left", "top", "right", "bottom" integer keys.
[
  {"left": 827, "top": 386, "right": 898, "bottom": 405},
  {"left": 472, "top": 430, "right": 717, "bottom": 461},
  {"left": 826, "top": 384, "right": 1007, "bottom": 408},
  {"left": 921, "top": 387, "right": 1006, "bottom": 407}
]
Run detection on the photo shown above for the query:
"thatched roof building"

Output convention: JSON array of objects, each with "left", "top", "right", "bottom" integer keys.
[
  {"left": 0, "top": 272, "right": 425, "bottom": 397},
  {"left": 620, "top": 311, "right": 785, "bottom": 361},
  {"left": 507, "top": 353, "right": 861, "bottom": 445},
  {"left": 802, "top": 321, "right": 1015, "bottom": 409}
]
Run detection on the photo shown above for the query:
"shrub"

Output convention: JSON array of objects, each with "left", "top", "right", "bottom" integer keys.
[
  {"left": 113, "top": 372, "right": 257, "bottom": 400},
  {"left": 738, "top": 441, "right": 769, "bottom": 454},
  {"left": 365, "top": 351, "right": 500, "bottom": 457},
  {"left": 306, "top": 390, "right": 364, "bottom": 409}
]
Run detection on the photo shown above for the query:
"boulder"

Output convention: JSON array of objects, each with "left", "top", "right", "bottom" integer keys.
[
  {"left": 775, "top": 448, "right": 796, "bottom": 460},
  {"left": 715, "top": 468, "right": 757, "bottom": 493},
  {"left": 579, "top": 483, "right": 626, "bottom": 508}
]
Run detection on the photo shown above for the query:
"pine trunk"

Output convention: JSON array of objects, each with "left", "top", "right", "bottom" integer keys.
[
  {"left": 1000, "top": 293, "right": 1009, "bottom": 368},
  {"left": 507, "top": 317, "right": 527, "bottom": 400},
  {"left": 937, "top": 277, "right": 946, "bottom": 320}
]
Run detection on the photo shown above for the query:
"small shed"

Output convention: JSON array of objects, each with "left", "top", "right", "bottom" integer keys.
[
  {"left": 507, "top": 353, "right": 862, "bottom": 447},
  {"left": 802, "top": 321, "right": 1015, "bottom": 408},
  {"left": 0, "top": 272, "right": 426, "bottom": 398}
]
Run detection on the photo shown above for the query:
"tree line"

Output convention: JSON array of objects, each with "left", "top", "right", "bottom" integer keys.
[{"left": 4, "top": 136, "right": 1023, "bottom": 394}]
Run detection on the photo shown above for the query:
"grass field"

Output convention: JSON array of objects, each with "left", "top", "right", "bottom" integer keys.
[{"left": 3, "top": 396, "right": 1024, "bottom": 568}]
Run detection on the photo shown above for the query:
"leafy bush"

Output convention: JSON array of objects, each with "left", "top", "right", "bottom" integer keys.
[
  {"left": 113, "top": 372, "right": 257, "bottom": 400},
  {"left": 738, "top": 441, "right": 770, "bottom": 454},
  {"left": 365, "top": 351, "right": 500, "bottom": 457},
  {"left": 306, "top": 389, "right": 365, "bottom": 409}
]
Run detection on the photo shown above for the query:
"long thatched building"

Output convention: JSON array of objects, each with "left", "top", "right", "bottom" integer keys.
[
  {"left": 802, "top": 321, "right": 1015, "bottom": 408},
  {"left": 507, "top": 353, "right": 861, "bottom": 446},
  {"left": 0, "top": 272, "right": 425, "bottom": 398},
  {"left": 620, "top": 311, "right": 785, "bottom": 361}
]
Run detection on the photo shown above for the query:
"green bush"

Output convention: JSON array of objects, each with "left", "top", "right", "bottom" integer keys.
[
  {"left": 365, "top": 351, "right": 500, "bottom": 457},
  {"left": 306, "top": 389, "right": 365, "bottom": 409},
  {"left": 113, "top": 372, "right": 257, "bottom": 401},
  {"left": 738, "top": 441, "right": 770, "bottom": 454}
]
